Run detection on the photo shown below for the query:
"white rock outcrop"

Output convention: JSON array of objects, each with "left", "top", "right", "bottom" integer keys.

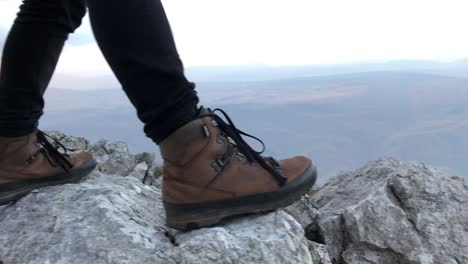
[
  {"left": 0, "top": 133, "right": 327, "bottom": 264},
  {"left": 312, "top": 158, "right": 467, "bottom": 264},
  {"left": 0, "top": 133, "right": 466, "bottom": 264},
  {"left": 0, "top": 174, "right": 318, "bottom": 264}
]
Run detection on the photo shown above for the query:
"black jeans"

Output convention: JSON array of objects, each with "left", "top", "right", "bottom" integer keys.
[{"left": 0, "top": 0, "right": 199, "bottom": 144}]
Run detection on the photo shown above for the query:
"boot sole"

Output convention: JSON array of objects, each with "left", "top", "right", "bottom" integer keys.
[
  {"left": 0, "top": 158, "right": 98, "bottom": 206},
  {"left": 164, "top": 164, "right": 317, "bottom": 230}
]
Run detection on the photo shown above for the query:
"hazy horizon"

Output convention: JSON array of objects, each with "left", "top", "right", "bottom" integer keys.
[
  {"left": 46, "top": 59, "right": 468, "bottom": 90},
  {"left": 2, "top": 0, "right": 468, "bottom": 85},
  {"left": 40, "top": 68, "right": 468, "bottom": 183}
]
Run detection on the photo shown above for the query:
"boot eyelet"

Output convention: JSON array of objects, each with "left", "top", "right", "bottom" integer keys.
[
  {"left": 236, "top": 152, "right": 245, "bottom": 161},
  {"left": 202, "top": 125, "right": 210, "bottom": 137},
  {"left": 211, "top": 161, "right": 222, "bottom": 173},
  {"left": 26, "top": 154, "right": 37, "bottom": 164},
  {"left": 216, "top": 133, "right": 226, "bottom": 144},
  {"left": 216, "top": 158, "right": 225, "bottom": 167}
]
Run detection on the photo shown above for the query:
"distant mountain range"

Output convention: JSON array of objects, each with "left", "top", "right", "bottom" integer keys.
[
  {"left": 42, "top": 62, "right": 468, "bottom": 183},
  {"left": 48, "top": 59, "right": 468, "bottom": 90},
  {"left": 185, "top": 59, "right": 468, "bottom": 81}
]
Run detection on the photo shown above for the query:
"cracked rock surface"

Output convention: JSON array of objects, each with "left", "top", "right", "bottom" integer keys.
[
  {"left": 0, "top": 174, "right": 319, "bottom": 264},
  {"left": 312, "top": 158, "right": 468, "bottom": 264},
  {"left": 45, "top": 131, "right": 156, "bottom": 179},
  {"left": 0, "top": 132, "right": 465, "bottom": 264},
  {"left": 0, "top": 132, "right": 328, "bottom": 264}
]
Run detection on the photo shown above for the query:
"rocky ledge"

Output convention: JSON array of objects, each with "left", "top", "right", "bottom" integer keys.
[{"left": 0, "top": 132, "right": 466, "bottom": 264}]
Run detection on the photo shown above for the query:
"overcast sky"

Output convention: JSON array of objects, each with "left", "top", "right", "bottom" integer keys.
[{"left": 1, "top": 0, "right": 468, "bottom": 78}]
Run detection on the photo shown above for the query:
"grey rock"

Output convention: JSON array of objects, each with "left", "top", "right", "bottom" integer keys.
[
  {"left": 284, "top": 195, "right": 320, "bottom": 229},
  {"left": 5, "top": 132, "right": 465, "bottom": 263},
  {"left": 45, "top": 130, "right": 90, "bottom": 152},
  {"left": 309, "top": 241, "right": 333, "bottom": 264},
  {"left": 45, "top": 131, "right": 156, "bottom": 178},
  {"left": 90, "top": 139, "right": 139, "bottom": 176},
  {"left": 284, "top": 194, "right": 326, "bottom": 247},
  {"left": 0, "top": 175, "right": 169, "bottom": 264},
  {"left": 165, "top": 211, "right": 314, "bottom": 264},
  {"left": 135, "top": 152, "right": 156, "bottom": 167},
  {"left": 0, "top": 175, "right": 317, "bottom": 264},
  {"left": 128, "top": 162, "right": 149, "bottom": 181},
  {"left": 312, "top": 157, "right": 468, "bottom": 264},
  {"left": 134, "top": 152, "right": 159, "bottom": 185}
]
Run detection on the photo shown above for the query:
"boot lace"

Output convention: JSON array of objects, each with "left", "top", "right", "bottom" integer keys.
[
  {"left": 29, "top": 130, "right": 75, "bottom": 171},
  {"left": 202, "top": 108, "right": 288, "bottom": 186}
]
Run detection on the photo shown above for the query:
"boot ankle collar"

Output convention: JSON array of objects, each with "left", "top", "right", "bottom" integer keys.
[
  {"left": 160, "top": 118, "right": 209, "bottom": 164},
  {"left": 0, "top": 134, "right": 33, "bottom": 156}
]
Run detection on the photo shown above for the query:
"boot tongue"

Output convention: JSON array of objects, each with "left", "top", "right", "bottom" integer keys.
[
  {"left": 0, "top": 138, "right": 17, "bottom": 154},
  {"left": 0, "top": 135, "right": 30, "bottom": 147},
  {"left": 198, "top": 106, "right": 211, "bottom": 116},
  {"left": 0, "top": 134, "right": 36, "bottom": 164},
  {"left": 159, "top": 116, "right": 210, "bottom": 165},
  {"left": 160, "top": 107, "right": 218, "bottom": 165}
]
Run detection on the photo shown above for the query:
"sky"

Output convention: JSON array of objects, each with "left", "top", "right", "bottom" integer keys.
[{"left": 1, "top": 0, "right": 468, "bottom": 79}]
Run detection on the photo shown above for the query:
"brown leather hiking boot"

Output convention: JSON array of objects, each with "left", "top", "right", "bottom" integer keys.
[
  {"left": 0, "top": 130, "right": 97, "bottom": 205},
  {"left": 160, "top": 108, "right": 317, "bottom": 230}
]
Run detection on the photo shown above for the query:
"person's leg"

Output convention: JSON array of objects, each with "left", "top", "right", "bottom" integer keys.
[
  {"left": 86, "top": 0, "right": 316, "bottom": 230},
  {"left": 0, "top": 0, "right": 96, "bottom": 205},
  {"left": 0, "top": 0, "right": 86, "bottom": 137},
  {"left": 86, "top": 0, "right": 199, "bottom": 144}
]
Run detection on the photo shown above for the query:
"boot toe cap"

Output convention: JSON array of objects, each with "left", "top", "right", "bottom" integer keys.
[
  {"left": 71, "top": 151, "right": 95, "bottom": 167},
  {"left": 279, "top": 155, "right": 314, "bottom": 183}
]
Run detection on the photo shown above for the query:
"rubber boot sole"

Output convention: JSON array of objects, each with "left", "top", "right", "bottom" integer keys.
[
  {"left": 0, "top": 158, "right": 98, "bottom": 205},
  {"left": 164, "top": 164, "right": 317, "bottom": 230}
]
